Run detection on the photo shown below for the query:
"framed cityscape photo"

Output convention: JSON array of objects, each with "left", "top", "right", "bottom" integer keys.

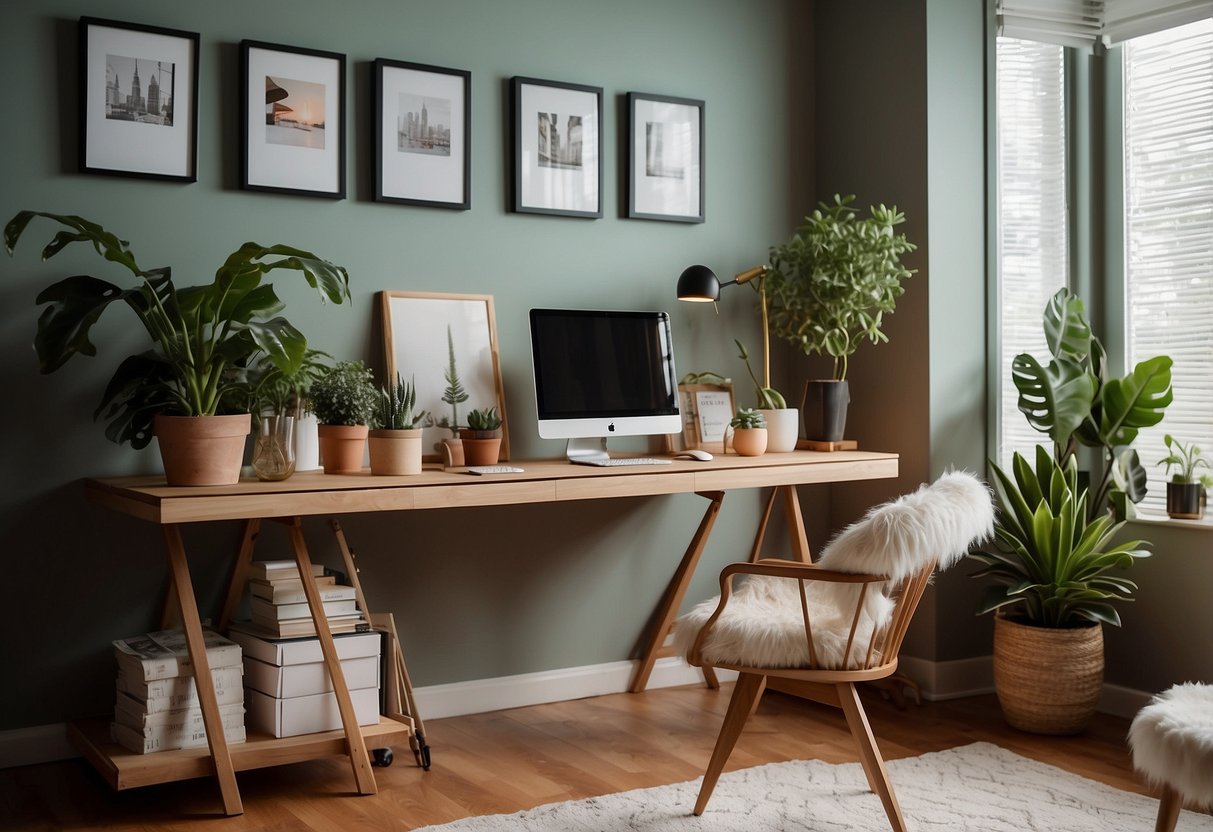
[
  {"left": 512, "top": 77, "right": 602, "bottom": 218},
  {"left": 241, "top": 41, "right": 345, "bottom": 198},
  {"left": 373, "top": 59, "right": 470, "bottom": 210},
  {"left": 627, "top": 93, "right": 704, "bottom": 223},
  {"left": 79, "top": 17, "right": 199, "bottom": 181}
]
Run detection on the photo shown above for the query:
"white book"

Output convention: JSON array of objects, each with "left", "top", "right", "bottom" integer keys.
[
  {"left": 111, "top": 720, "right": 246, "bottom": 754},
  {"left": 116, "top": 664, "right": 244, "bottom": 703},
  {"left": 116, "top": 675, "right": 245, "bottom": 714},
  {"left": 113, "top": 692, "right": 244, "bottom": 734},
  {"left": 249, "top": 577, "right": 347, "bottom": 604},
  {"left": 113, "top": 629, "right": 242, "bottom": 682},
  {"left": 249, "top": 596, "right": 358, "bottom": 622},
  {"left": 248, "top": 560, "right": 327, "bottom": 580}
]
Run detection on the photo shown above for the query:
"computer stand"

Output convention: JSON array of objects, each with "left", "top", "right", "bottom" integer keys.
[{"left": 565, "top": 437, "right": 613, "bottom": 464}]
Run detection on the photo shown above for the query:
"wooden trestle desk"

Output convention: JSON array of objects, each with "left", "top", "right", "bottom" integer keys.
[{"left": 77, "top": 449, "right": 898, "bottom": 815}]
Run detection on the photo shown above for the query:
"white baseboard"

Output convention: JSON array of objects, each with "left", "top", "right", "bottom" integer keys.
[{"left": 0, "top": 656, "right": 1153, "bottom": 770}]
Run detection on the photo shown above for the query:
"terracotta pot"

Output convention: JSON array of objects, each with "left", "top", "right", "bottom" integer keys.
[
  {"left": 154, "top": 413, "right": 251, "bottom": 487},
  {"left": 993, "top": 613, "right": 1103, "bottom": 735},
  {"left": 459, "top": 429, "right": 502, "bottom": 466},
  {"left": 441, "top": 437, "right": 464, "bottom": 467},
  {"left": 317, "top": 424, "right": 369, "bottom": 474},
  {"left": 731, "top": 427, "right": 768, "bottom": 457},
  {"left": 368, "top": 428, "right": 423, "bottom": 476},
  {"left": 758, "top": 408, "right": 800, "bottom": 453}
]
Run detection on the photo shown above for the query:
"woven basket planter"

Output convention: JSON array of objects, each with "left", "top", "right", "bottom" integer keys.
[{"left": 993, "top": 613, "right": 1103, "bottom": 735}]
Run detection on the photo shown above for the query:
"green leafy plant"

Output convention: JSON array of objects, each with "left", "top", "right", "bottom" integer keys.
[
  {"left": 764, "top": 194, "right": 916, "bottom": 381},
  {"left": 466, "top": 406, "right": 502, "bottom": 432},
  {"left": 679, "top": 370, "right": 730, "bottom": 386},
  {"left": 734, "top": 339, "right": 786, "bottom": 409},
  {"left": 310, "top": 361, "right": 377, "bottom": 427},
  {"left": 730, "top": 408, "right": 766, "bottom": 430},
  {"left": 1157, "top": 434, "right": 1213, "bottom": 487},
  {"left": 440, "top": 325, "right": 469, "bottom": 436},
  {"left": 970, "top": 447, "right": 1150, "bottom": 628},
  {"left": 249, "top": 348, "right": 332, "bottom": 419},
  {"left": 374, "top": 373, "right": 426, "bottom": 430},
  {"left": 1010, "top": 288, "right": 1172, "bottom": 519},
  {"left": 4, "top": 211, "right": 351, "bottom": 447}
]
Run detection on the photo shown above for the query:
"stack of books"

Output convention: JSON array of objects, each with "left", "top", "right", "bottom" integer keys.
[
  {"left": 230, "top": 560, "right": 369, "bottom": 640},
  {"left": 111, "top": 628, "right": 246, "bottom": 754},
  {"left": 229, "top": 628, "right": 383, "bottom": 738}
]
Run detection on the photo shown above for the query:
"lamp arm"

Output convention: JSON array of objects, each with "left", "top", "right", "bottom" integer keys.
[{"left": 732, "top": 266, "right": 771, "bottom": 391}]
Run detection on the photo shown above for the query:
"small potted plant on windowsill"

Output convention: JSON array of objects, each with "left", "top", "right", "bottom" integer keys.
[
  {"left": 728, "top": 408, "right": 767, "bottom": 457},
  {"left": 369, "top": 373, "right": 428, "bottom": 476},
  {"left": 461, "top": 406, "right": 503, "bottom": 466},
  {"left": 1158, "top": 434, "right": 1212, "bottom": 520},
  {"left": 310, "top": 361, "right": 377, "bottom": 474}
]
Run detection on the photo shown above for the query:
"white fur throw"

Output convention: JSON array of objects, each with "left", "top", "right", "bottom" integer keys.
[
  {"left": 672, "top": 471, "right": 994, "bottom": 670},
  {"left": 1129, "top": 682, "right": 1213, "bottom": 808}
]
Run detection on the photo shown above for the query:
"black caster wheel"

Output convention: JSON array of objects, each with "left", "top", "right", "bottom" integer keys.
[{"left": 372, "top": 747, "right": 394, "bottom": 767}]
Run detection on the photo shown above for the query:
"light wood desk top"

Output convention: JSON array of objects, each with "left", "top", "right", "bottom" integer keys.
[{"left": 85, "top": 450, "right": 899, "bottom": 525}]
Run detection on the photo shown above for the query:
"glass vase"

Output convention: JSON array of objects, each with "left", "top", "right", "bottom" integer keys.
[{"left": 252, "top": 415, "right": 296, "bottom": 481}]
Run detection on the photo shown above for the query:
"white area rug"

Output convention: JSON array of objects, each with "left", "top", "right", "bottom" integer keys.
[{"left": 415, "top": 742, "right": 1213, "bottom": 831}]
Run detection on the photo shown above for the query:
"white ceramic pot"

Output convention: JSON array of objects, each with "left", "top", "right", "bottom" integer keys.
[
  {"left": 759, "top": 408, "right": 800, "bottom": 453},
  {"left": 295, "top": 412, "right": 320, "bottom": 471}
]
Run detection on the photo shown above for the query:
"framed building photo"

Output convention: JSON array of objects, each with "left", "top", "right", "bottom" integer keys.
[
  {"left": 241, "top": 40, "right": 345, "bottom": 198},
  {"left": 379, "top": 291, "right": 510, "bottom": 461},
  {"left": 79, "top": 17, "right": 199, "bottom": 181},
  {"left": 373, "top": 59, "right": 470, "bottom": 210},
  {"left": 627, "top": 93, "right": 704, "bottom": 223},
  {"left": 678, "top": 382, "right": 734, "bottom": 453},
  {"left": 512, "top": 76, "right": 602, "bottom": 218}
]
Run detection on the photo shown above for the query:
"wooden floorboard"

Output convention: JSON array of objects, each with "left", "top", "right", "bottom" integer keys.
[{"left": 0, "top": 685, "right": 1188, "bottom": 831}]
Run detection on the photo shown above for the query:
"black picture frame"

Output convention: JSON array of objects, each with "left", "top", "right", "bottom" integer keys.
[
  {"left": 78, "top": 17, "right": 199, "bottom": 182},
  {"left": 627, "top": 92, "right": 704, "bottom": 223},
  {"left": 373, "top": 59, "right": 471, "bottom": 210},
  {"left": 240, "top": 40, "right": 346, "bottom": 199},
  {"left": 511, "top": 76, "right": 602, "bottom": 218}
]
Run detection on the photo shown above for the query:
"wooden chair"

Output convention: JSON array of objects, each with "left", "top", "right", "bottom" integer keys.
[{"left": 675, "top": 472, "right": 994, "bottom": 832}]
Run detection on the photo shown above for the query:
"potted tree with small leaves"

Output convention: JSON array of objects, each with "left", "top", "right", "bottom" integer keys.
[
  {"left": 461, "top": 407, "right": 503, "bottom": 466},
  {"left": 310, "top": 361, "right": 377, "bottom": 474},
  {"left": 1158, "top": 434, "right": 1211, "bottom": 519},
  {"left": 729, "top": 408, "right": 767, "bottom": 457},
  {"left": 369, "top": 373, "right": 428, "bottom": 476}
]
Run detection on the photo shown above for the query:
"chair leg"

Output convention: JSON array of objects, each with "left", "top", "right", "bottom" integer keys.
[
  {"left": 694, "top": 672, "right": 765, "bottom": 816},
  {"left": 837, "top": 682, "right": 907, "bottom": 832},
  {"left": 1155, "top": 784, "right": 1182, "bottom": 832}
]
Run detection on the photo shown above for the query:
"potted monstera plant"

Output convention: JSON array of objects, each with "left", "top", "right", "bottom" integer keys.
[
  {"left": 763, "top": 194, "right": 916, "bottom": 442},
  {"left": 4, "top": 212, "right": 351, "bottom": 486}
]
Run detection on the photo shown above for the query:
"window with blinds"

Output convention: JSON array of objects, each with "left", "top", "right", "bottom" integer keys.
[
  {"left": 996, "top": 38, "right": 1070, "bottom": 469},
  {"left": 1123, "top": 18, "right": 1213, "bottom": 514}
]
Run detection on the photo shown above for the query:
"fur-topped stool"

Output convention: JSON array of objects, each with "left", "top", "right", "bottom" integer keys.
[{"left": 1128, "top": 682, "right": 1213, "bottom": 831}]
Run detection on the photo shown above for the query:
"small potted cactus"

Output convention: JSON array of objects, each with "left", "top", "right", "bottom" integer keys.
[
  {"left": 461, "top": 406, "right": 503, "bottom": 466},
  {"left": 310, "top": 361, "right": 378, "bottom": 474},
  {"left": 729, "top": 408, "right": 768, "bottom": 457},
  {"left": 369, "top": 373, "right": 428, "bottom": 476}
]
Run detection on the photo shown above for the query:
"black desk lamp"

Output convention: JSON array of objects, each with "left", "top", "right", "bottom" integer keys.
[{"left": 676, "top": 264, "right": 771, "bottom": 389}]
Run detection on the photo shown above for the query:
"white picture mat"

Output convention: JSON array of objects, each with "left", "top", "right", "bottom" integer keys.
[
  {"left": 379, "top": 66, "right": 466, "bottom": 203},
  {"left": 245, "top": 47, "right": 341, "bottom": 193},
  {"left": 632, "top": 98, "right": 700, "bottom": 217},
  {"left": 84, "top": 24, "right": 195, "bottom": 176},
  {"left": 695, "top": 390, "right": 732, "bottom": 444},
  {"left": 518, "top": 83, "right": 599, "bottom": 212},
  {"left": 384, "top": 295, "right": 504, "bottom": 457}
]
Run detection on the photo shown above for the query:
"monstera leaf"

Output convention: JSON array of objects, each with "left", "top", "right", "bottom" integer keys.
[
  {"left": 1043, "top": 289, "right": 1092, "bottom": 361},
  {"left": 1012, "top": 353, "right": 1096, "bottom": 449},
  {"left": 1094, "top": 355, "right": 1173, "bottom": 447}
]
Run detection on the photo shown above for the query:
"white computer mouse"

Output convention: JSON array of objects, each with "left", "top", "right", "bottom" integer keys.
[{"left": 673, "top": 449, "right": 714, "bottom": 461}]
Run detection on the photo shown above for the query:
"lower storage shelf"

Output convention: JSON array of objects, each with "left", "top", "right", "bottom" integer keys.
[{"left": 68, "top": 715, "right": 414, "bottom": 790}]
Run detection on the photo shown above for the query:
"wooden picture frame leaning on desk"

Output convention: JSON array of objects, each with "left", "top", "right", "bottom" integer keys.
[{"left": 678, "top": 382, "right": 734, "bottom": 453}]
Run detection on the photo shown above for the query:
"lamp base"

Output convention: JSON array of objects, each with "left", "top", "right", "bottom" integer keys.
[{"left": 796, "top": 439, "right": 858, "bottom": 452}]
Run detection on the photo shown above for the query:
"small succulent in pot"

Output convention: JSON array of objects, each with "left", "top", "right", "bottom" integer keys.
[
  {"left": 374, "top": 373, "right": 426, "bottom": 431},
  {"left": 310, "top": 361, "right": 378, "bottom": 427},
  {"left": 466, "top": 406, "right": 502, "bottom": 438},
  {"left": 730, "top": 408, "right": 767, "bottom": 430}
]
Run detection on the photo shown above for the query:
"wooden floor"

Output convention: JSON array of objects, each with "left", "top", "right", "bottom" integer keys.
[{"left": 0, "top": 685, "right": 1169, "bottom": 831}]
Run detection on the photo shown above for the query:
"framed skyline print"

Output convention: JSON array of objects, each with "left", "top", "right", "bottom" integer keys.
[
  {"left": 241, "top": 40, "right": 345, "bottom": 198},
  {"left": 379, "top": 291, "right": 510, "bottom": 462},
  {"left": 627, "top": 92, "right": 704, "bottom": 223},
  {"left": 512, "top": 76, "right": 602, "bottom": 218},
  {"left": 79, "top": 17, "right": 199, "bottom": 181},
  {"left": 373, "top": 59, "right": 470, "bottom": 209}
]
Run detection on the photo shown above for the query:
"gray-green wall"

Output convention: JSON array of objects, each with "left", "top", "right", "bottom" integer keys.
[{"left": 0, "top": 0, "right": 815, "bottom": 729}]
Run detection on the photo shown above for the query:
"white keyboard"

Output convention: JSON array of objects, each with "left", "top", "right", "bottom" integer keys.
[
  {"left": 466, "top": 465, "right": 525, "bottom": 475},
  {"left": 572, "top": 457, "right": 673, "bottom": 467}
]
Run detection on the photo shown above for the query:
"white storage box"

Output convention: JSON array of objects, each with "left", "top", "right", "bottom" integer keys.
[
  {"left": 229, "top": 629, "right": 381, "bottom": 666},
  {"left": 246, "top": 686, "right": 380, "bottom": 737},
  {"left": 244, "top": 654, "right": 379, "bottom": 698}
]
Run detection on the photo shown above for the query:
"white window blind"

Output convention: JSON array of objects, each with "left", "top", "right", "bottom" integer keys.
[
  {"left": 997, "top": 0, "right": 1213, "bottom": 47},
  {"left": 996, "top": 38, "right": 1070, "bottom": 470},
  {"left": 1123, "top": 18, "right": 1213, "bottom": 513}
]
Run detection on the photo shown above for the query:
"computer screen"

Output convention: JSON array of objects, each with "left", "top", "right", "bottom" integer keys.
[{"left": 529, "top": 308, "right": 681, "bottom": 460}]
